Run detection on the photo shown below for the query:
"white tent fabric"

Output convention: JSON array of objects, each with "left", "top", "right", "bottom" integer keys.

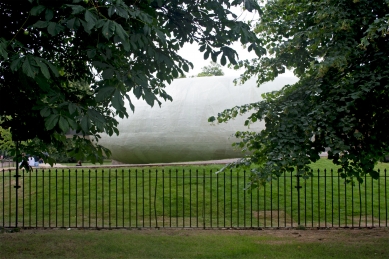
[{"left": 98, "top": 75, "right": 298, "bottom": 164}]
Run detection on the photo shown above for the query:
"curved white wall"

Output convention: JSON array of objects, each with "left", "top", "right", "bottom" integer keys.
[{"left": 99, "top": 75, "right": 298, "bottom": 164}]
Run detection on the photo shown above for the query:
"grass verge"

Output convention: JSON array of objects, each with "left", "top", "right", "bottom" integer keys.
[{"left": 0, "top": 228, "right": 388, "bottom": 259}]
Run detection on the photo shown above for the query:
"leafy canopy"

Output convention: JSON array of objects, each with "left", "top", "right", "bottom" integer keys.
[
  {"left": 0, "top": 0, "right": 261, "bottom": 164},
  {"left": 197, "top": 62, "right": 224, "bottom": 77},
  {"left": 210, "top": 0, "right": 389, "bottom": 185}
]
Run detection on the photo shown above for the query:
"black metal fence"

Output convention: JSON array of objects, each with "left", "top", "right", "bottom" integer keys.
[{"left": 1, "top": 168, "right": 388, "bottom": 229}]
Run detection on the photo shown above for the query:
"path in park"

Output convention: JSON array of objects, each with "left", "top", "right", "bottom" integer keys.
[{"left": 0, "top": 158, "right": 240, "bottom": 170}]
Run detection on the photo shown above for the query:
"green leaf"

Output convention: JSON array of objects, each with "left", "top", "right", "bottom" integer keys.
[
  {"left": 87, "top": 49, "right": 96, "bottom": 58},
  {"left": 66, "top": 4, "right": 85, "bottom": 14},
  {"left": 220, "top": 55, "right": 227, "bottom": 66},
  {"left": 47, "top": 22, "right": 64, "bottom": 36},
  {"left": 102, "top": 20, "right": 115, "bottom": 39},
  {"left": 33, "top": 21, "right": 49, "bottom": 28},
  {"left": 40, "top": 107, "right": 51, "bottom": 117},
  {"left": 133, "top": 86, "right": 142, "bottom": 99},
  {"left": 58, "top": 116, "right": 70, "bottom": 133},
  {"left": 95, "top": 86, "right": 116, "bottom": 102},
  {"left": 10, "top": 57, "right": 23, "bottom": 71},
  {"left": 183, "top": 63, "right": 189, "bottom": 72},
  {"left": 172, "top": 68, "right": 178, "bottom": 78},
  {"left": 80, "top": 116, "right": 90, "bottom": 133},
  {"left": 35, "top": 58, "right": 50, "bottom": 79},
  {"left": 67, "top": 118, "right": 78, "bottom": 131},
  {"left": 115, "top": 23, "right": 129, "bottom": 40},
  {"left": 68, "top": 103, "right": 77, "bottom": 115},
  {"left": 45, "top": 114, "right": 59, "bottom": 130},
  {"left": 45, "top": 9, "right": 54, "bottom": 21},
  {"left": 102, "top": 68, "right": 115, "bottom": 79},
  {"left": 143, "top": 89, "right": 155, "bottom": 107},
  {"left": 35, "top": 75, "right": 51, "bottom": 91},
  {"left": 30, "top": 5, "right": 45, "bottom": 16},
  {"left": 84, "top": 10, "right": 97, "bottom": 31},
  {"left": 111, "top": 90, "right": 124, "bottom": 110},
  {"left": 22, "top": 56, "right": 37, "bottom": 78},
  {"left": 0, "top": 38, "right": 8, "bottom": 60},
  {"left": 45, "top": 61, "right": 59, "bottom": 77},
  {"left": 204, "top": 50, "right": 210, "bottom": 60}
]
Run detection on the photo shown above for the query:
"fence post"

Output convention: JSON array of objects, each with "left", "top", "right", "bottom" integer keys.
[
  {"left": 14, "top": 141, "right": 21, "bottom": 228},
  {"left": 294, "top": 168, "right": 302, "bottom": 226}
]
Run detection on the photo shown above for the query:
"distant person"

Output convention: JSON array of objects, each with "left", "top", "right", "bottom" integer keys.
[
  {"left": 76, "top": 160, "right": 82, "bottom": 166},
  {"left": 38, "top": 157, "right": 44, "bottom": 164},
  {"left": 28, "top": 156, "right": 35, "bottom": 167}
]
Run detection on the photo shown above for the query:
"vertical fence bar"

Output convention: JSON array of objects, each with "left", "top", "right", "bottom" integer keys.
[
  {"left": 244, "top": 170, "right": 247, "bottom": 228},
  {"left": 49, "top": 169, "right": 51, "bottom": 228},
  {"left": 296, "top": 174, "right": 301, "bottom": 226},
  {"left": 95, "top": 169, "right": 98, "bottom": 228},
  {"left": 82, "top": 169, "right": 85, "bottom": 228},
  {"left": 9, "top": 169, "right": 12, "bottom": 227},
  {"left": 304, "top": 172, "right": 308, "bottom": 226},
  {"left": 88, "top": 170, "right": 91, "bottom": 228},
  {"left": 135, "top": 169, "right": 138, "bottom": 228},
  {"left": 116, "top": 169, "right": 118, "bottom": 228},
  {"left": 270, "top": 174, "right": 273, "bottom": 227},
  {"left": 149, "top": 169, "right": 152, "bottom": 228},
  {"left": 196, "top": 169, "right": 199, "bottom": 228},
  {"left": 22, "top": 170, "right": 25, "bottom": 227},
  {"left": 371, "top": 176, "right": 374, "bottom": 227},
  {"left": 277, "top": 176, "right": 279, "bottom": 228},
  {"left": 324, "top": 169, "right": 327, "bottom": 228},
  {"left": 189, "top": 169, "right": 192, "bottom": 227},
  {"left": 175, "top": 169, "right": 178, "bottom": 227},
  {"left": 331, "top": 169, "right": 334, "bottom": 227},
  {"left": 337, "top": 172, "right": 340, "bottom": 227},
  {"left": 122, "top": 169, "right": 124, "bottom": 228},
  {"left": 182, "top": 169, "right": 185, "bottom": 228},
  {"left": 216, "top": 171, "right": 219, "bottom": 228},
  {"left": 385, "top": 169, "right": 387, "bottom": 227},
  {"left": 290, "top": 172, "right": 293, "bottom": 228},
  {"left": 168, "top": 169, "right": 171, "bottom": 228},
  {"left": 283, "top": 173, "right": 286, "bottom": 227},
  {"left": 237, "top": 171, "right": 239, "bottom": 227},
  {"left": 311, "top": 173, "right": 313, "bottom": 228},
  {"left": 42, "top": 169, "right": 45, "bottom": 227},
  {"left": 210, "top": 170, "right": 213, "bottom": 228},
  {"left": 55, "top": 169, "right": 58, "bottom": 228},
  {"left": 75, "top": 169, "right": 77, "bottom": 228},
  {"left": 62, "top": 169, "right": 64, "bottom": 228},
  {"left": 203, "top": 169, "right": 206, "bottom": 229},
  {"left": 230, "top": 173, "right": 233, "bottom": 228},
  {"left": 102, "top": 170, "right": 104, "bottom": 228},
  {"left": 2, "top": 170, "right": 5, "bottom": 228},
  {"left": 36, "top": 169, "right": 38, "bottom": 227},
  {"left": 162, "top": 169, "right": 165, "bottom": 228},
  {"left": 224, "top": 171, "right": 227, "bottom": 228},
  {"left": 378, "top": 172, "right": 381, "bottom": 227},
  {"left": 351, "top": 177, "right": 354, "bottom": 228},
  {"left": 317, "top": 170, "right": 320, "bottom": 227},
  {"left": 109, "top": 170, "right": 112, "bottom": 228},
  {"left": 364, "top": 174, "right": 367, "bottom": 227},
  {"left": 257, "top": 181, "right": 260, "bottom": 228},
  {"left": 264, "top": 181, "right": 266, "bottom": 228},
  {"left": 129, "top": 169, "right": 132, "bottom": 228}
]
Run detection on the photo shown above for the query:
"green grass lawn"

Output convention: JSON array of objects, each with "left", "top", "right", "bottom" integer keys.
[
  {"left": 1, "top": 158, "right": 389, "bottom": 229},
  {"left": 0, "top": 228, "right": 388, "bottom": 259}
]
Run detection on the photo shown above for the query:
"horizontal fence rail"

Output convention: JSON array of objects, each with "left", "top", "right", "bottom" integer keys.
[{"left": 1, "top": 168, "right": 388, "bottom": 229}]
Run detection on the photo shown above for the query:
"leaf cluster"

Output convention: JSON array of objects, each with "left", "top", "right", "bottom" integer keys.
[
  {"left": 0, "top": 0, "right": 261, "bottom": 164},
  {"left": 212, "top": 0, "right": 389, "bottom": 185}
]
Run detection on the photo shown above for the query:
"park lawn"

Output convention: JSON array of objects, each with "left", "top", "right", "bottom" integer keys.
[
  {"left": 1, "top": 158, "right": 389, "bottom": 228},
  {"left": 0, "top": 228, "right": 388, "bottom": 259}
]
